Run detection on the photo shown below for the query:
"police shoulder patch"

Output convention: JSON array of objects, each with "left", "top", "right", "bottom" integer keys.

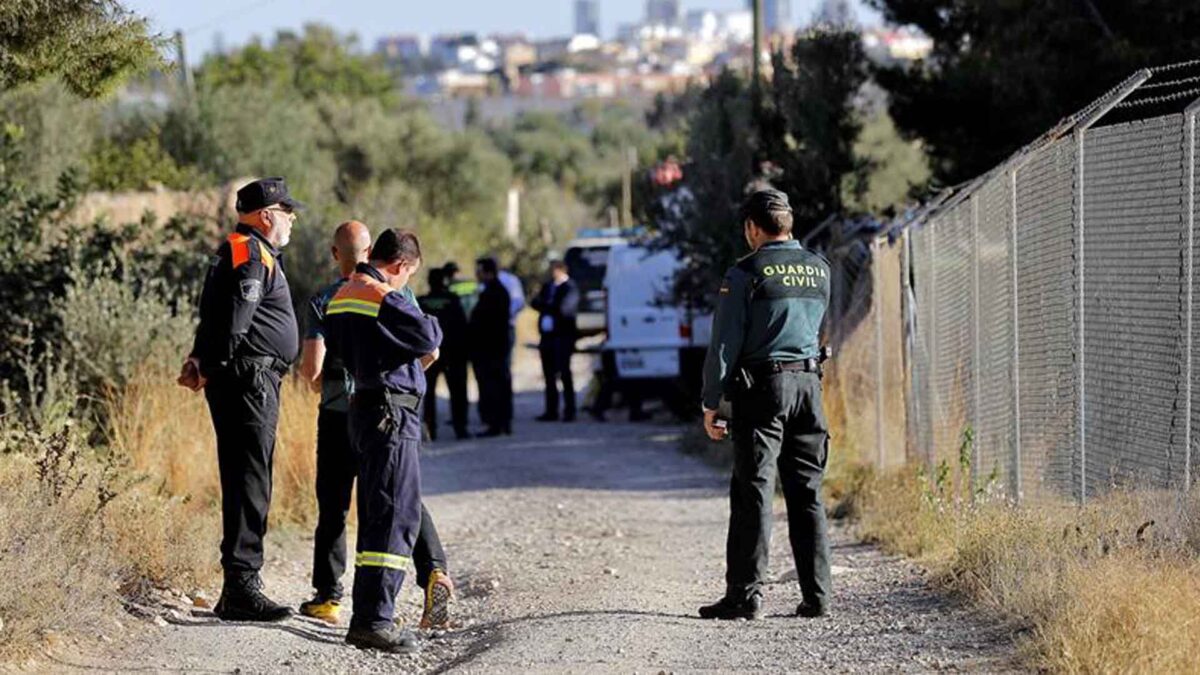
[{"left": 239, "top": 278, "right": 263, "bottom": 302}]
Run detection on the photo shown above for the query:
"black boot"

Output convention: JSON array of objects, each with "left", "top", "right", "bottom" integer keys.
[
  {"left": 215, "top": 574, "right": 292, "bottom": 622},
  {"left": 698, "top": 595, "right": 762, "bottom": 620},
  {"left": 346, "top": 624, "right": 420, "bottom": 653},
  {"left": 796, "top": 602, "right": 828, "bottom": 618}
]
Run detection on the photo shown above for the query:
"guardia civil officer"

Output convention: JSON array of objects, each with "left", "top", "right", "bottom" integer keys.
[
  {"left": 698, "top": 189, "right": 832, "bottom": 621},
  {"left": 322, "top": 229, "right": 442, "bottom": 652},
  {"left": 177, "top": 177, "right": 301, "bottom": 622}
]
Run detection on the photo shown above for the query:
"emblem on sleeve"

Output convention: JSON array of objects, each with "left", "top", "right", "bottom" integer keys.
[{"left": 240, "top": 278, "right": 263, "bottom": 302}]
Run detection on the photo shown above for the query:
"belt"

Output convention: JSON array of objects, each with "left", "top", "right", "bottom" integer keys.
[
  {"left": 352, "top": 389, "right": 421, "bottom": 412},
  {"left": 232, "top": 355, "right": 290, "bottom": 375},
  {"left": 747, "top": 358, "right": 821, "bottom": 379}
]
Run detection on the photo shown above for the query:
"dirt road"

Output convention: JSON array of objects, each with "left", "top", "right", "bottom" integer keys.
[{"left": 59, "top": 366, "right": 1020, "bottom": 674}]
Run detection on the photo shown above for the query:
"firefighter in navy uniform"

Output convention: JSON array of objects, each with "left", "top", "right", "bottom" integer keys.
[
  {"left": 698, "top": 189, "right": 833, "bottom": 621},
  {"left": 322, "top": 229, "right": 442, "bottom": 653},
  {"left": 177, "top": 177, "right": 302, "bottom": 622},
  {"left": 297, "top": 221, "right": 455, "bottom": 630}
]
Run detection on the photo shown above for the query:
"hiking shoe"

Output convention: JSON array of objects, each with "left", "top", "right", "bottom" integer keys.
[
  {"left": 419, "top": 569, "right": 454, "bottom": 629},
  {"left": 796, "top": 602, "right": 828, "bottom": 618},
  {"left": 214, "top": 583, "right": 292, "bottom": 622},
  {"left": 698, "top": 595, "right": 762, "bottom": 620},
  {"left": 346, "top": 624, "right": 420, "bottom": 653},
  {"left": 299, "top": 594, "right": 342, "bottom": 625}
]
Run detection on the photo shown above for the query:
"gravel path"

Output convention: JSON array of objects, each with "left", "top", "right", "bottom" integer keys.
[{"left": 55, "top": 357, "right": 1022, "bottom": 674}]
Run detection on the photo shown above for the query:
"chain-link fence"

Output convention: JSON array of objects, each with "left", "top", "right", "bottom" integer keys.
[{"left": 897, "top": 61, "right": 1200, "bottom": 502}]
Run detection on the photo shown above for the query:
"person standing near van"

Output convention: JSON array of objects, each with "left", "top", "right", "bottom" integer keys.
[
  {"left": 470, "top": 257, "right": 513, "bottom": 437},
  {"left": 532, "top": 260, "right": 580, "bottom": 422},
  {"left": 698, "top": 188, "right": 832, "bottom": 621}
]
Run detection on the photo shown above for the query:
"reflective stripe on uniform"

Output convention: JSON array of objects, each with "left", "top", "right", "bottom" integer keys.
[
  {"left": 258, "top": 242, "right": 275, "bottom": 276},
  {"left": 228, "top": 233, "right": 252, "bottom": 268},
  {"left": 327, "top": 297, "right": 381, "bottom": 317},
  {"left": 356, "top": 551, "right": 410, "bottom": 569}
]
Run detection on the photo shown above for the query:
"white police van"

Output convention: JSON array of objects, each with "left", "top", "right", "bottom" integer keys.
[{"left": 599, "top": 241, "right": 712, "bottom": 414}]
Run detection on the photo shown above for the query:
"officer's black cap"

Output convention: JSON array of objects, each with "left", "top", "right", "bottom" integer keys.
[
  {"left": 740, "top": 188, "right": 793, "bottom": 224},
  {"left": 235, "top": 177, "right": 304, "bottom": 214},
  {"left": 443, "top": 261, "right": 460, "bottom": 275}
]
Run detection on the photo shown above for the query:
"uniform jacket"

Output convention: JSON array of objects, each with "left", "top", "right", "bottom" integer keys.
[
  {"left": 701, "top": 239, "right": 830, "bottom": 410},
  {"left": 417, "top": 288, "right": 468, "bottom": 362},
  {"left": 531, "top": 278, "right": 580, "bottom": 341},
  {"left": 191, "top": 223, "right": 298, "bottom": 377},
  {"left": 468, "top": 279, "right": 511, "bottom": 359},
  {"left": 322, "top": 263, "right": 442, "bottom": 399}
]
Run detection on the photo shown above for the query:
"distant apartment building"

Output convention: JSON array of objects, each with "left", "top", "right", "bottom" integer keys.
[
  {"left": 430, "top": 33, "right": 500, "bottom": 73},
  {"left": 515, "top": 68, "right": 695, "bottom": 99},
  {"left": 376, "top": 34, "right": 423, "bottom": 62},
  {"left": 645, "top": 0, "right": 681, "bottom": 26},
  {"left": 575, "top": 0, "right": 600, "bottom": 37},
  {"left": 535, "top": 34, "right": 602, "bottom": 63}
]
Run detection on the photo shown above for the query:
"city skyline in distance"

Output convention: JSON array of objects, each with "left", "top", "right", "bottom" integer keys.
[{"left": 122, "top": 0, "right": 881, "bottom": 58}]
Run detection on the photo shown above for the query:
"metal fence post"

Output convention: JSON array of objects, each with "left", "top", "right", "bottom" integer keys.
[
  {"left": 1185, "top": 100, "right": 1200, "bottom": 492},
  {"left": 874, "top": 238, "right": 886, "bottom": 469},
  {"left": 1075, "top": 128, "right": 1088, "bottom": 505},
  {"left": 1009, "top": 169, "right": 1023, "bottom": 502},
  {"left": 928, "top": 220, "right": 938, "bottom": 466},
  {"left": 971, "top": 196, "right": 983, "bottom": 485}
]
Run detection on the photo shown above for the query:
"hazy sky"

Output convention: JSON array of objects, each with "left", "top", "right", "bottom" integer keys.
[{"left": 122, "top": 0, "right": 881, "bottom": 57}]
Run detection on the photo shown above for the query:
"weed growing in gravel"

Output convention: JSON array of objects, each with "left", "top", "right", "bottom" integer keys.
[{"left": 858, "top": 464, "right": 1200, "bottom": 673}]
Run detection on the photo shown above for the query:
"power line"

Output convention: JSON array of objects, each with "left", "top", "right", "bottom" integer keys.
[{"left": 184, "top": 0, "right": 287, "bottom": 36}]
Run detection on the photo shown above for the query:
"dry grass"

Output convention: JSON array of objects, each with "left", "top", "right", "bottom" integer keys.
[
  {"left": 857, "top": 467, "right": 1200, "bottom": 673},
  {"left": 0, "top": 363, "right": 322, "bottom": 660},
  {"left": 109, "top": 364, "right": 320, "bottom": 526},
  {"left": 0, "top": 431, "right": 217, "bottom": 660}
]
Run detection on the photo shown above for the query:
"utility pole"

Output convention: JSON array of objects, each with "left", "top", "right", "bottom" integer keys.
[
  {"left": 752, "top": 0, "right": 764, "bottom": 86},
  {"left": 620, "top": 145, "right": 636, "bottom": 228},
  {"left": 174, "top": 30, "right": 195, "bottom": 99}
]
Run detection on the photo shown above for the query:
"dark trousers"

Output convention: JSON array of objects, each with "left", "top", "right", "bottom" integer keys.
[
  {"left": 727, "top": 370, "right": 831, "bottom": 610},
  {"left": 347, "top": 400, "right": 423, "bottom": 630},
  {"left": 424, "top": 357, "right": 468, "bottom": 439},
  {"left": 539, "top": 335, "right": 575, "bottom": 417},
  {"left": 473, "top": 354, "right": 512, "bottom": 430},
  {"left": 204, "top": 363, "right": 281, "bottom": 577},
  {"left": 312, "top": 408, "right": 447, "bottom": 600}
]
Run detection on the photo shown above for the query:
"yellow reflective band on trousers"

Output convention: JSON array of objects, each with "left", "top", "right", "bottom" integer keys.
[{"left": 355, "top": 551, "right": 410, "bottom": 569}]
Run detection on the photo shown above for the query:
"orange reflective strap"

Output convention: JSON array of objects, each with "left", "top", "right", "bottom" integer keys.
[
  {"left": 257, "top": 242, "right": 276, "bottom": 276},
  {"left": 227, "top": 233, "right": 252, "bottom": 269}
]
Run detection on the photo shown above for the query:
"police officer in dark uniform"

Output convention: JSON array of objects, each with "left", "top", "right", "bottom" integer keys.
[
  {"left": 323, "top": 228, "right": 442, "bottom": 653},
  {"left": 417, "top": 268, "right": 470, "bottom": 440},
  {"left": 177, "top": 177, "right": 301, "bottom": 622},
  {"left": 469, "top": 257, "right": 513, "bottom": 437},
  {"left": 698, "top": 189, "right": 832, "bottom": 621}
]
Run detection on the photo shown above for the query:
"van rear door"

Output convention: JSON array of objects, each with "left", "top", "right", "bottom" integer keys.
[{"left": 604, "top": 246, "right": 684, "bottom": 378}]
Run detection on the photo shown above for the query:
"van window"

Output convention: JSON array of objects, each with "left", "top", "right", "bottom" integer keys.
[{"left": 564, "top": 246, "right": 609, "bottom": 295}]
